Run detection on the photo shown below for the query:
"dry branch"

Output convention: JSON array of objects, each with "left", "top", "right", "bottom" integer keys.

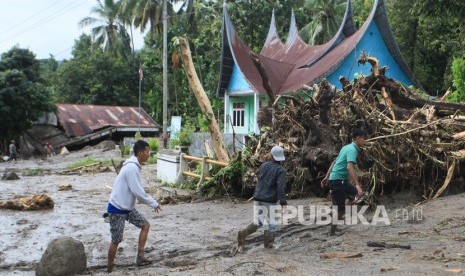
[{"left": 320, "top": 253, "right": 363, "bottom": 259}]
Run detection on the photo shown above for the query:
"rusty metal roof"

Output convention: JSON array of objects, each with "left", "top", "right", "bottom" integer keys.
[
  {"left": 261, "top": 6, "right": 355, "bottom": 68},
  {"left": 56, "top": 104, "right": 159, "bottom": 137},
  {"left": 217, "top": 0, "right": 420, "bottom": 97}
]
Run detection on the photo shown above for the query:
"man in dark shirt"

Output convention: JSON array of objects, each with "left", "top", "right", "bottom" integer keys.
[{"left": 237, "top": 145, "right": 287, "bottom": 252}]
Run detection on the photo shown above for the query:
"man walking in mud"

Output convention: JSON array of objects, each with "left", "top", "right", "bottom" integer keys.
[
  {"left": 237, "top": 145, "right": 287, "bottom": 252},
  {"left": 321, "top": 128, "right": 367, "bottom": 235},
  {"left": 8, "top": 140, "right": 17, "bottom": 163},
  {"left": 106, "top": 140, "right": 162, "bottom": 272}
]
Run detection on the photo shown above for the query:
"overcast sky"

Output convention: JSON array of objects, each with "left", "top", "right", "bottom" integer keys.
[{"left": 0, "top": 0, "right": 146, "bottom": 60}]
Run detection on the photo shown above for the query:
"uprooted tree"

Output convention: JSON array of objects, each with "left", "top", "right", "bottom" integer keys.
[
  {"left": 206, "top": 51, "right": 465, "bottom": 205},
  {"left": 179, "top": 37, "right": 230, "bottom": 163}
]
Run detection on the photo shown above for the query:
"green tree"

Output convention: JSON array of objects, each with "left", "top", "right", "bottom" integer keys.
[
  {"left": 53, "top": 34, "right": 139, "bottom": 105},
  {"left": 384, "top": 0, "right": 465, "bottom": 94},
  {"left": 80, "top": 0, "right": 131, "bottom": 58},
  {"left": 448, "top": 57, "right": 465, "bottom": 102},
  {"left": 228, "top": 0, "right": 310, "bottom": 52},
  {"left": 352, "top": 0, "right": 373, "bottom": 28},
  {"left": 121, "top": 0, "right": 183, "bottom": 36},
  {"left": 0, "top": 47, "right": 54, "bottom": 150},
  {"left": 300, "top": 0, "right": 346, "bottom": 45}
]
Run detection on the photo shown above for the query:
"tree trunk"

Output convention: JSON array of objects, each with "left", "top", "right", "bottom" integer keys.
[
  {"left": 179, "top": 38, "right": 230, "bottom": 163},
  {"left": 250, "top": 52, "right": 275, "bottom": 105}
]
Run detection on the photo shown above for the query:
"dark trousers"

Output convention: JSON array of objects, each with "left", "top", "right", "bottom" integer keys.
[{"left": 329, "top": 180, "right": 358, "bottom": 212}]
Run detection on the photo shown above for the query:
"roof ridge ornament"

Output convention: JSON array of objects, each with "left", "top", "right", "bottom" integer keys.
[
  {"left": 285, "top": 10, "right": 298, "bottom": 45},
  {"left": 261, "top": 9, "right": 284, "bottom": 54}
]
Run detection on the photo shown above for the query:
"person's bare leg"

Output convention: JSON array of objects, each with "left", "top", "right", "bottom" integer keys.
[
  {"left": 136, "top": 223, "right": 152, "bottom": 265},
  {"left": 107, "top": 242, "right": 119, "bottom": 272}
]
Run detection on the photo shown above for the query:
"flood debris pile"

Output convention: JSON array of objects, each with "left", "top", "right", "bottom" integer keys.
[
  {"left": 58, "top": 162, "right": 111, "bottom": 175},
  {"left": 0, "top": 194, "right": 54, "bottom": 210},
  {"left": 216, "top": 52, "right": 465, "bottom": 204}
]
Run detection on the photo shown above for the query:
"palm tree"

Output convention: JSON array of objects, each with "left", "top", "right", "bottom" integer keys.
[
  {"left": 79, "top": 0, "right": 131, "bottom": 57},
  {"left": 300, "top": 0, "right": 346, "bottom": 45},
  {"left": 121, "top": 0, "right": 193, "bottom": 36},
  {"left": 121, "top": 0, "right": 164, "bottom": 35}
]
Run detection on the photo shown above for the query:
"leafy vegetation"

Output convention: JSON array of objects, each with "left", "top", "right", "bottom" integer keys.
[
  {"left": 147, "top": 155, "right": 157, "bottom": 164},
  {"left": 448, "top": 58, "right": 465, "bottom": 102},
  {"left": 0, "top": 47, "right": 54, "bottom": 152},
  {"left": 148, "top": 137, "right": 159, "bottom": 152},
  {"left": 23, "top": 168, "right": 46, "bottom": 176}
]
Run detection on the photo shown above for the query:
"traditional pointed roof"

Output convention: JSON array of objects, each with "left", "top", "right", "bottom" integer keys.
[{"left": 217, "top": 0, "right": 420, "bottom": 97}]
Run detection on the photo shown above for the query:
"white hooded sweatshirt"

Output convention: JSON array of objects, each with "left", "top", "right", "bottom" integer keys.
[{"left": 109, "top": 156, "right": 158, "bottom": 211}]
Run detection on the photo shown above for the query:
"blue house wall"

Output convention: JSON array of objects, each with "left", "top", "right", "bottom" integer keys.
[
  {"left": 227, "top": 63, "right": 252, "bottom": 93},
  {"left": 326, "top": 21, "right": 413, "bottom": 89}
]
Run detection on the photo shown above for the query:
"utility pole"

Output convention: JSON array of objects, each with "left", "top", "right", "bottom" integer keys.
[{"left": 162, "top": 0, "right": 168, "bottom": 148}]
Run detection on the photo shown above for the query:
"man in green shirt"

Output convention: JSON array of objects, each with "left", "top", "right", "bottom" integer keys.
[{"left": 321, "top": 128, "right": 368, "bottom": 235}]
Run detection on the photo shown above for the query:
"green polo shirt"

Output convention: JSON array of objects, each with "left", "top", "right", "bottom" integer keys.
[{"left": 329, "top": 143, "right": 359, "bottom": 181}]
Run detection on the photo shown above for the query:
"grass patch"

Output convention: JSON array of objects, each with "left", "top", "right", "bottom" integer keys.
[
  {"left": 67, "top": 157, "right": 113, "bottom": 169},
  {"left": 23, "top": 168, "right": 45, "bottom": 176}
]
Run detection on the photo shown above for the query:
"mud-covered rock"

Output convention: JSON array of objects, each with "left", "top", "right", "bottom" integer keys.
[
  {"left": 36, "top": 236, "right": 87, "bottom": 276},
  {"left": 1, "top": 171, "right": 20, "bottom": 180}
]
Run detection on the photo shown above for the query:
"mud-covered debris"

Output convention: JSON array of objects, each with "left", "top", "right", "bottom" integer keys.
[
  {"left": 164, "top": 258, "right": 198, "bottom": 268},
  {"left": 0, "top": 193, "right": 54, "bottom": 210},
  {"left": 159, "top": 194, "right": 193, "bottom": 205},
  {"left": 58, "top": 162, "right": 111, "bottom": 175},
  {"left": 320, "top": 252, "right": 363, "bottom": 259},
  {"left": 58, "top": 183, "right": 72, "bottom": 191},
  {"left": 220, "top": 52, "right": 465, "bottom": 204},
  {"left": 380, "top": 267, "right": 397, "bottom": 272}
]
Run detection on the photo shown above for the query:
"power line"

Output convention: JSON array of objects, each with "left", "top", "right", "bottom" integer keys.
[
  {"left": 0, "top": 0, "right": 89, "bottom": 45},
  {"left": 0, "top": 0, "right": 65, "bottom": 36}
]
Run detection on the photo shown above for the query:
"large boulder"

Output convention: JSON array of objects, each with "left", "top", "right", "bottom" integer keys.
[{"left": 36, "top": 236, "right": 87, "bottom": 276}]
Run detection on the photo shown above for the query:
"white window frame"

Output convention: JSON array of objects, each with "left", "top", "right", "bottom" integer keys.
[{"left": 232, "top": 102, "right": 245, "bottom": 128}]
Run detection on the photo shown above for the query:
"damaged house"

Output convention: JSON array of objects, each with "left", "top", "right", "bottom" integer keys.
[{"left": 22, "top": 104, "right": 159, "bottom": 155}]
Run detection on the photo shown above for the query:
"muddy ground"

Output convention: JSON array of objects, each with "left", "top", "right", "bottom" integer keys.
[{"left": 1, "top": 147, "right": 465, "bottom": 275}]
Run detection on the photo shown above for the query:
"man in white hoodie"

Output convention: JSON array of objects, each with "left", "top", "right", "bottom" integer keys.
[{"left": 107, "top": 140, "right": 162, "bottom": 272}]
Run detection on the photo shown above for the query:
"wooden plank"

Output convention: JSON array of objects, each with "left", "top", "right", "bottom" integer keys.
[
  {"left": 183, "top": 155, "right": 203, "bottom": 162},
  {"left": 205, "top": 159, "right": 228, "bottom": 167},
  {"left": 182, "top": 171, "right": 211, "bottom": 181}
]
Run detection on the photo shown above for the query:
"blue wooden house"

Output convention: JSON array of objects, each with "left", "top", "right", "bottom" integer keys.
[{"left": 217, "top": 0, "right": 420, "bottom": 135}]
